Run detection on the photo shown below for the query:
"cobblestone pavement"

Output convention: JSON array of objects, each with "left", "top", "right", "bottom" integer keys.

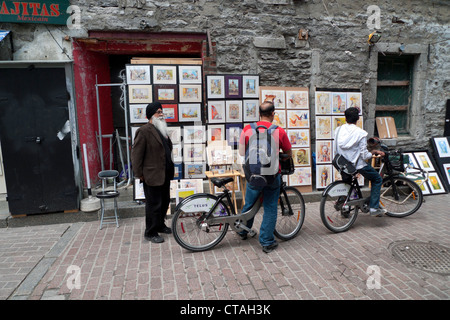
[{"left": 1, "top": 194, "right": 449, "bottom": 300}]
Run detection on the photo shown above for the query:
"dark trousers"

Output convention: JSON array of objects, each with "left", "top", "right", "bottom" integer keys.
[{"left": 143, "top": 179, "right": 170, "bottom": 237}]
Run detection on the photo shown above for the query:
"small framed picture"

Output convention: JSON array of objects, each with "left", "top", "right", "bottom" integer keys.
[
  {"left": 315, "top": 91, "right": 332, "bottom": 115},
  {"left": 173, "top": 163, "right": 183, "bottom": 180},
  {"left": 404, "top": 153, "right": 420, "bottom": 173},
  {"left": 332, "top": 92, "right": 347, "bottom": 114},
  {"left": 242, "top": 75, "right": 259, "bottom": 98},
  {"left": 316, "top": 164, "right": 333, "bottom": 189},
  {"left": 287, "top": 129, "right": 310, "bottom": 148},
  {"left": 316, "top": 116, "right": 332, "bottom": 139},
  {"left": 415, "top": 152, "right": 435, "bottom": 171},
  {"left": 126, "top": 64, "right": 151, "bottom": 85},
  {"left": 243, "top": 100, "right": 259, "bottom": 122},
  {"left": 208, "top": 124, "right": 225, "bottom": 142},
  {"left": 286, "top": 90, "right": 309, "bottom": 109},
  {"left": 208, "top": 100, "right": 226, "bottom": 123},
  {"left": 428, "top": 172, "right": 446, "bottom": 194},
  {"left": 178, "top": 65, "right": 202, "bottom": 84},
  {"left": 316, "top": 140, "right": 333, "bottom": 164},
  {"left": 154, "top": 84, "right": 177, "bottom": 104},
  {"left": 292, "top": 148, "right": 310, "bottom": 166},
  {"left": 180, "top": 179, "right": 204, "bottom": 194},
  {"left": 433, "top": 137, "right": 450, "bottom": 158},
  {"left": 179, "top": 103, "right": 202, "bottom": 122},
  {"left": 225, "top": 75, "right": 242, "bottom": 99},
  {"left": 176, "top": 188, "right": 196, "bottom": 205},
  {"left": 287, "top": 110, "right": 310, "bottom": 128},
  {"left": 226, "top": 100, "right": 243, "bottom": 123},
  {"left": 184, "top": 125, "right": 206, "bottom": 143},
  {"left": 289, "top": 167, "right": 312, "bottom": 186},
  {"left": 273, "top": 109, "right": 287, "bottom": 128},
  {"left": 179, "top": 84, "right": 202, "bottom": 103},
  {"left": 442, "top": 163, "right": 450, "bottom": 186},
  {"left": 162, "top": 104, "right": 178, "bottom": 122},
  {"left": 167, "top": 126, "right": 181, "bottom": 144},
  {"left": 152, "top": 65, "right": 177, "bottom": 84},
  {"left": 226, "top": 123, "right": 243, "bottom": 146},
  {"left": 184, "top": 143, "right": 206, "bottom": 163},
  {"left": 332, "top": 116, "right": 347, "bottom": 138},
  {"left": 172, "top": 144, "right": 183, "bottom": 163},
  {"left": 129, "top": 85, "right": 152, "bottom": 104},
  {"left": 261, "top": 89, "right": 286, "bottom": 109},
  {"left": 346, "top": 92, "right": 362, "bottom": 114},
  {"left": 413, "top": 178, "right": 431, "bottom": 195},
  {"left": 206, "top": 75, "right": 225, "bottom": 99},
  {"left": 129, "top": 104, "right": 148, "bottom": 123},
  {"left": 185, "top": 163, "right": 206, "bottom": 179}
]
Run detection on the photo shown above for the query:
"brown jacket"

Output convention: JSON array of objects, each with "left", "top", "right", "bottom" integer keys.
[{"left": 131, "top": 123, "right": 173, "bottom": 186}]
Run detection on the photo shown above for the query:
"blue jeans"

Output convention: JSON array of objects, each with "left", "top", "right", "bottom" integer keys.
[
  {"left": 240, "top": 175, "right": 281, "bottom": 246},
  {"left": 358, "top": 164, "right": 383, "bottom": 209}
]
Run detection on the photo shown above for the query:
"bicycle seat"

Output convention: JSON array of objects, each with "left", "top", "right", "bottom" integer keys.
[{"left": 211, "top": 177, "right": 234, "bottom": 188}]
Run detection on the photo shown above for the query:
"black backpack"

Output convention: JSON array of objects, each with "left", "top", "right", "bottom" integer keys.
[{"left": 243, "top": 123, "right": 279, "bottom": 187}]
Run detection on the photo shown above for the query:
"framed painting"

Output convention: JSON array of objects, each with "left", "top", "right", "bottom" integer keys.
[
  {"left": 428, "top": 172, "right": 446, "bottom": 194},
  {"left": 442, "top": 163, "right": 450, "bottom": 186},
  {"left": 289, "top": 167, "right": 312, "bottom": 186},
  {"left": 185, "top": 163, "right": 207, "bottom": 179},
  {"left": 167, "top": 126, "right": 181, "bottom": 144},
  {"left": 316, "top": 140, "right": 333, "bottom": 164},
  {"left": 208, "top": 124, "right": 225, "bottom": 142},
  {"left": 183, "top": 125, "right": 206, "bottom": 143},
  {"left": 292, "top": 148, "right": 310, "bottom": 167},
  {"left": 179, "top": 84, "right": 202, "bottom": 103},
  {"left": 286, "top": 90, "right": 308, "bottom": 109},
  {"left": 129, "top": 104, "right": 148, "bottom": 124},
  {"left": 415, "top": 152, "right": 435, "bottom": 171},
  {"left": 226, "top": 123, "right": 243, "bottom": 146},
  {"left": 287, "top": 129, "right": 310, "bottom": 148},
  {"left": 225, "top": 75, "right": 242, "bottom": 99},
  {"left": 207, "top": 100, "right": 226, "bottom": 123},
  {"left": 242, "top": 75, "right": 259, "bottom": 98},
  {"left": 332, "top": 92, "right": 347, "bottom": 114},
  {"left": 154, "top": 84, "right": 177, "bottom": 104},
  {"left": 260, "top": 88, "right": 286, "bottom": 109},
  {"left": 433, "top": 137, "right": 450, "bottom": 158},
  {"left": 404, "top": 153, "right": 420, "bottom": 173},
  {"left": 179, "top": 103, "right": 202, "bottom": 122},
  {"left": 176, "top": 188, "right": 196, "bottom": 205},
  {"left": 316, "top": 164, "right": 333, "bottom": 189},
  {"left": 315, "top": 91, "right": 332, "bottom": 115},
  {"left": 347, "top": 92, "right": 362, "bottom": 113},
  {"left": 126, "top": 64, "right": 151, "bottom": 85},
  {"left": 413, "top": 178, "right": 430, "bottom": 195},
  {"left": 316, "top": 116, "right": 332, "bottom": 139},
  {"left": 184, "top": 144, "right": 206, "bottom": 163},
  {"left": 152, "top": 65, "right": 177, "bottom": 84},
  {"left": 128, "top": 85, "right": 152, "bottom": 104},
  {"left": 332, "top": 116, "right": 347, "bottom": 138},
  {"left": 178, "top": 65, "right": 202, "bottom": 84},
  {"left": 173, "top": 163, "right": 183, "bottom": 180},
  {"left": 180, "top": 179, "right": 204, "bottom": 194},
  {"left": 287, "top": 110, "right": 309, "bottom": 128},
  {"left": 172, "top": 144, "right": 183, "bottom": 163},
  {"left": 162, "top": 104, "right": 178, "bottom": 122},
  {"left": 273, "top": 109, "right": 286, "bottom": 128},
  {"left": 243, "top": 99, "right": 259, "bottom": 122},
  {"left": 206, "top": 75, "right": 225, "bottom": 99},
  {"left": 226, "top": 100, "right": 243, "bottom": 123}
]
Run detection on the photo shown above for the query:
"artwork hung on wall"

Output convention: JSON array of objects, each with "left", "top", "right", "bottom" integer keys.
[
  {"left": 225, "top": 75, "right": 242, "bottom": 99},
  {"left": 286, "top": 90, "right": 308, "bottom": 109},
  {"left": 172, "top": 144, "right": 183, "bottom": 163},
  {"left": 183, "top": 125, "right": 206, "bottom": 143},
  {"left": 315, "top": 92, "right": 332, "bottom": 114},
  {"left": 129, "top": 104, "right": 148, "bottom": 123},
  {"left": 243, "top": 100, "right": 259, "bottom": 122},
  {"left": 292, "top": 148, "right": 310, "bottom": 166},
  {"left": 315, "top": 116, "right": 332, "bottom": 139},
  {"left": 128, "top": 85, "right": 152, "bottom": 104},
  {"left": 206, "top": 75, "right": 225, "bottom": 99},
  {"left": 289, "top": 167, "right": 312, "bottom": 186},
  {"left": 179, "top": 84, "right": 202, "bottom": 103},
  {"left": 316, "top": 164, "right": 333, "bottom": 189},
  {"left": 207, "top": 100, "right": 226, "bottom": 123},
  {"left": 260, "top": 89, "right": 286, "bottom": 109},
  {"left": 433, "top": 137, "right": 450, "bottom": 158},
  {"left": 287, "top": 129, "right": 310, "bottom": 148},
  {"left": 287, "top": 110, "right": 309, "bottom": 128},
  {"left": 208, "top": 124, "right": 225, "bottom": 142},
  {"left": 185, "top": 163, "right": 206, "bottom": 179},
  {"left": 184, "top": 144, "right": 206, "bottom": 163},
  {"left": 316, "top": 140, "right": 333, "bottom": 164},
  {"left": 332, "top": 116, "right": 347, "bottom": 137},
  {"left": 154, "top": 85, "right": 177, "bottom": 104},
  {"left": 126, "top": 65, "right": 151, "bottom": 85},
  {"left": 273, "top": 109, "right": 287, "bottom": 128},
  {"left": 180, "top": 179, "right": 204, "bottom": 194},
  {"left": 167, "top": 126, "right": 181, "bottom": 144},
  {"left": 332, "top": 92, "right": 347, "bottom": 114},
  {"left": 226, "top": 100, "right": 243, "bottom": 123},
  {"left": 179, "top": 104, "right": 201, "bottom": 122},
  {"left": 178, "top": 65, "right": 202, "bottom": 84},
  {"left": 173, "top": 163, "right": 183, "bottom": 180},
  {"left": 242, "top": 75, "right": 259, "bottom": 98},
  {"left": 347, "top": 92, "right": 362, "bottom": 113},
  {"left": 162, "top": 104, "right": 178, "bottom": 122},
  {"left": 226, "top": 123, "right": 243, "bottom": 146},
  {"left": 153, "top": 65, "right": 177, "bottom": 84}
]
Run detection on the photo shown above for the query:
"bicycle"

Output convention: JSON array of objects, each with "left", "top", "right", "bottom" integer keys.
[
  {"left": 171, "top": 154, "right": 306, "bottom": 252},
  {"left": 320, "top": 148, "right": 427, "bottom": 233}
]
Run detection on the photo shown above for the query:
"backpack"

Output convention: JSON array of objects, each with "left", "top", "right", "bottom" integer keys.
[{"left": 243, "top": 123, "right": 279, "bottom": 187}]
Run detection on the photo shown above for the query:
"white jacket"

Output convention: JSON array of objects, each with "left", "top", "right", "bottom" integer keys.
[{"left": 334, "top": 124, "right": 372, "bottom": 169}]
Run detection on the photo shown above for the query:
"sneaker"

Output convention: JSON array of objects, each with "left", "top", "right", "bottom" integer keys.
[
  {"left": 158, "top": 226, "right": 172, "bottom": 234},
  {"left": 370, "top": 208, "right": 387, "bottom": 217},
  {"left": 145, "top": 234, "right": 164, "bottom": 243},
  {"left": 262, "top": 241, "right": 278, "bottom": 253}
]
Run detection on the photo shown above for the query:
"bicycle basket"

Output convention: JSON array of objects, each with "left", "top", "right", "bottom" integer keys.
[
  {"left": 280, "top": 157, "right": 295, "bottom": 175},
  {"left": 388, "top": 151, "right": 405, "bottom": 172}
]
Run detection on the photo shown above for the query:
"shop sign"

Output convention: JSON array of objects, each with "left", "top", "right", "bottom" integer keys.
[{"left": 0, "top": 1, "right": 71, "bottom": 25}]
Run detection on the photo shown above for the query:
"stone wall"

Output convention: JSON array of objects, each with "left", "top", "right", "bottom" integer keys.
[{"left": 1, "top": 0, "right": 449, "bottom": 147}]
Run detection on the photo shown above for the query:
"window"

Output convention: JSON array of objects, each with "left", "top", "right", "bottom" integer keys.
[{"left": 376, "top": 55, "right": 414, "bottom": 135}]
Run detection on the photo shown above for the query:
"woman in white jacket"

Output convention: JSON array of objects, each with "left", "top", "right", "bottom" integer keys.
[{"left": 335, "top": 107, "right": 386, "bottom": 217}]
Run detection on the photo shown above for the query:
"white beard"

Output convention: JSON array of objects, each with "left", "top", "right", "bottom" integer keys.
[{"left": 152, "top": 115, "right": 168, "bottom": 138}]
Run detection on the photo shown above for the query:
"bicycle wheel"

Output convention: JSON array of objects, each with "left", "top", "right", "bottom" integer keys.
[
  {"left": 380, "top": 176, "right": 423, "bottom": 218},
  {"left": 320, "top": 181, "right": 359, "bottom": 233},
  {"left": 274, "top": 186, "right": 305, "bottom": 240},
  {"left": 172, "top": 194, "right": 230, "bottom": 252}
]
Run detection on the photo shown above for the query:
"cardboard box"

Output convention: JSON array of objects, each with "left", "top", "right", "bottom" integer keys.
[{"left": 376, "top": 117, "right": 398, "bottom": 139}]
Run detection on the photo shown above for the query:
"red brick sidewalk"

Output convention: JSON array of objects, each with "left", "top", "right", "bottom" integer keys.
[{"left": 3, "top": 194, "right": 450, "bottom": 300}]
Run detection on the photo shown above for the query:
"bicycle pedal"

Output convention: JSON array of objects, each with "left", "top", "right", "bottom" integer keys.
[{"left": 248, "top": 230, "right": 257, "bottom": 237}]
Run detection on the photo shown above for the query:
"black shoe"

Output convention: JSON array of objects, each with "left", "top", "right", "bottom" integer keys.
[
  {"left": 159, "top": 226, "right": 172, "bottom": 234},
  {"left": 262, "top": 241, "right": 278, "bottom": 253},
  {"left": 145, "top": 234, "right": 164, "bottom": 243}
]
